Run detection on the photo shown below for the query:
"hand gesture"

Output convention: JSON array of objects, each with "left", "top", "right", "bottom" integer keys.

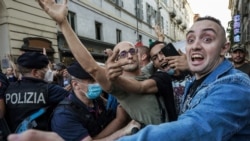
[
  {"left": 154, "top": 25, "right": 165, "bottom": 41},
  {"left": 38, "top": 0, "right": 68, "bottom": 24},
  {"left": 166, "top": 50, "right": 189, "bottom": 71},
  {"left": 105, "top": 49, "right": 123, "bottom": 81},
  {"left": 105, "top": 49, "right": 131, "bottom": 81}
]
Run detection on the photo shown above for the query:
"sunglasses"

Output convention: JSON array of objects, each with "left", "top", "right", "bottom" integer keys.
[{"left": 118, "top": 48, "right": 138, "bottom": 59}]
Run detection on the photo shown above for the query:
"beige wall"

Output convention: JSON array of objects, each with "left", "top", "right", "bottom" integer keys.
[{"left": 0, "top": 0, "right": 59, "bottom": 62}]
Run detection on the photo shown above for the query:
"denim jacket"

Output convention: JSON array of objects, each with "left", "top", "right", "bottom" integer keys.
[{"left": 118, "top": 59, "right": 250, "bottom": 141}]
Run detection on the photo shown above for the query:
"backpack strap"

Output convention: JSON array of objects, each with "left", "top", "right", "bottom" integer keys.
[{"left": 15, "top": 107, "right": 49, "bottom": 133}]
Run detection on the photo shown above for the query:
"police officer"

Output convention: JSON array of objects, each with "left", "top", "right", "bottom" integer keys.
[
  {"left": 0, "top": 71, "right": 9, "bottom": 119},
  {"left": 0, "top": 71, "right": 9, "bottom": 140},
  {"left": 4, "top": 52, "right": 69, "bottom": 132},
  {"left": 50, "top": 62, "right": 129, "bottom": 141}
]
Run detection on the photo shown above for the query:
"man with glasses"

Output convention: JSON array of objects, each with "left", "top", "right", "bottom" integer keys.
[
  {"left": 37, "top": 0, "right": 176, "bottom": 127},
  {"left": 106, "top": 41, "right": 176, "bottom": 124}
]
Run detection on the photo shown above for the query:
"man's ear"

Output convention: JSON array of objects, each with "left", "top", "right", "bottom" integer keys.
[
  {"left": 141, "top": 54, "right": 147, "bottom": 61},
  {"left": 220, "top": 41, "right": 230, "bottom": 56},
  {"left": 31, "top": 69, "right": 38, "bottom": 77}
]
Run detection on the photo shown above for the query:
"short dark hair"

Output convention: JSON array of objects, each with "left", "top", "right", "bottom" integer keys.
[
  {"left": 149, "top": 40, "right": 166, "bottom": 51},
  {"left": 195, "top": 16, "right": 225, "bottom": 35}
]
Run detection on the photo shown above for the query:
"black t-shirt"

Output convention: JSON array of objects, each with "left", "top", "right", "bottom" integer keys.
[
  {"left": 150, "top": 71, "right": 177, "bottom": 121},
  {"left": 236, "top": 63, "right": 250, "bottom": 76},
  {"left": 187, "top": 75, "right": 208, "bottom": 99}
]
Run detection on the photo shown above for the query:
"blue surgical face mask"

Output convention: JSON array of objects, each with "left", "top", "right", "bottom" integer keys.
[
  {"left": 84, "top": 83, "right": 102, "bottom": 99},
  {"left": 167, "top": 68, "right": 175, "bottom": 76}
]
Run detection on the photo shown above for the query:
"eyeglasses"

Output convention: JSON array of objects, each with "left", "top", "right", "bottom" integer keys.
[{"left": 118, "top": 48, "right": 138, "bottom": 59}]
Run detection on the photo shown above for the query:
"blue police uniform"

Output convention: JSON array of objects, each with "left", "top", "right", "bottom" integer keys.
[
  {"left": 5, "top": 77, "right": 68, "bottom": 132},
  {"left": 0, "top": 72, "right": 9, "bottom": 99},
  {"left": 4, "top": 52, "right": 69, "bottom": 132},
  {"left": 51, "top": 93, "right": 95, "bottom": 141},
  {"left": 50, "top": 62, "right": 115, "bottom": 141}
]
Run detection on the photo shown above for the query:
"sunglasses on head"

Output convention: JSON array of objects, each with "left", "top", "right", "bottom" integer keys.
[{"left": 118, "top": 48, "right": 138, "bottom": 59}]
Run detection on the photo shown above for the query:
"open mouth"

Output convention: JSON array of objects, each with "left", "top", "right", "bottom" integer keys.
[
  {"left": 191, "top": 54, "right": 204, "bottom": 61},
  {"left": 160, "top": 62, "right": 170, "bottom": 72}
]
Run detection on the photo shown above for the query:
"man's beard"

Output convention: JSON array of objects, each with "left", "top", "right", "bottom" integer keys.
[
  {"left": 122, "top": 63, "right": 139, "bottom": 72},
  {"left": 234, "top": 58, "right": 245, "bottom": 65}
]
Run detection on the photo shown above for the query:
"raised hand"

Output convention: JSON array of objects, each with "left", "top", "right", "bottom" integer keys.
[
  {"left": 38, "top": 0, "right": 68, "bottom": 24},
  {"left": 105, "top": 49, "right": 123, "bottom": 81},
  {"left": 105, "top": 49, "right": 132, "bottom": 81},
  {"left": 166, "top": 49, "right": 189, "bottom": 71},
  {"left": 154, "top": 25, "right": 165, "bottom": 41}
]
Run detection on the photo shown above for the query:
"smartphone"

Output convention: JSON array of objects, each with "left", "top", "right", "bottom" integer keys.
[{"left": 161, "top": 43, "right": 180, "bottom": 57}]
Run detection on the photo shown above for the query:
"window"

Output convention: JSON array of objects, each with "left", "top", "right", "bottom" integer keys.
[
  {"left": 161, "top": 16, "right": 164, "bottom": 30},
  {"left": 146, "top": 3, "right": 152, "bottom": 25},
  {"left": 116, "top": 29, "right": 122, "bottom": 43},
  {"left": 95, "top": 22, "right": 102, "bottom": 40},
  {"left": 135, "top": 0, "right": 143, "bottom": 20},
  {"left": 163, "top": 0, "right": 168, "bottom": 5},
  {"left": 166, "top": 20, "right": 169, "bottom": 35},
  {"left": 138, "top": 34, "right": 142, "bottom": 42},
  {"left": 67, "top": 11, "right": 76, "bottom": 31},
  {"left": 109, "top": 0, "right": 123, "bottom": 7}
]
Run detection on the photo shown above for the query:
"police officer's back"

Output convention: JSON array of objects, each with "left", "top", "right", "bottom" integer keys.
[{"left": 4, "top": 52, "right": 69, "bottom": 132}]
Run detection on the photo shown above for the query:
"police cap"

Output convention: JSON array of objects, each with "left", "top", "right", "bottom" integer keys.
[
  {"left": 67, "top": 62, "right": 93, "bottom": 80},
  {"left": 17, "top": 52, "right": 49, "bottom": 69}
]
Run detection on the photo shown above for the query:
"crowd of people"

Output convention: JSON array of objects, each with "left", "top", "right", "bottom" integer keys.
[{"left": 0, "top": 0, "right": 250, "bottom": 141}]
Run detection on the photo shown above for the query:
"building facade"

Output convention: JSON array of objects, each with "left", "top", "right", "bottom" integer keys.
[
  {"left": 0, "top": 0, "right": 194, "bottom": 68},
  {"left": 228, "top": 0, "right": 250, "bottom": 59}
]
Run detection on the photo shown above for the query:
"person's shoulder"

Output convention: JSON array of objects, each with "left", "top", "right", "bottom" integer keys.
[
  {"left": 151, "top": 71, "right": 171, "bottom": 80},
  {"left": 245, "top": 62, "right": 250, "bottom": 67},
  {"left": 0, "top": 72, "right": 8, "bottom": 83},
  {"left": 52, "top": 101, "right": 78, "bottom": 120},
  {"left": 150, "top": 71, "right": 172, "bottom": 86},
  {"left": 48, "top": 83, "right": 68, "bottom": 92}
]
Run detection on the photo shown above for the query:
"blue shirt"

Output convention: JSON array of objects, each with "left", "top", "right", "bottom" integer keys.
[
  {"left": 118, "top": 59, "right": 250, "bottom": 141},
  {"left": 51, "top": 93, "right": 98, "bottom": 141}
]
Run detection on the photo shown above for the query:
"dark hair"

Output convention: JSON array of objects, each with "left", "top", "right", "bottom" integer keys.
[
  {"left": 195, "top": 16, "right": 225, "bottom": 35},
  {"left": 149, "top": 40, "right": 166, "bottom": 51}
]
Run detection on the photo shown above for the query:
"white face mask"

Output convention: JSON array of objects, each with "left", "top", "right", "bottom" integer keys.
[{"left": 44, "top": 69, "right": 54, "bottom": 82}]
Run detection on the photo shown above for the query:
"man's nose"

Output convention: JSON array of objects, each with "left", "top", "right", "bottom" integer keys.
[
  {"left": 127, "top": 52, "right": 133, "bottom": 58},
  {"left": 191, "top": 40, "right": 202, "bottom": 50},
  {"left": 157, "top": 54, "right": 164, "bottom": 61}
]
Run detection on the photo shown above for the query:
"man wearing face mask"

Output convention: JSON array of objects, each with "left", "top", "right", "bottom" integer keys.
[
  {"left": 50, "top": 62, "right": 129, "bottom": 141},
  {"left": 4, "top": 52, "right": 69, "bottom": 133}
]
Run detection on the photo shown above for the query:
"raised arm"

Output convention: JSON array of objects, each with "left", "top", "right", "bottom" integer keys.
[
  {"left": 38, "top": 0, "right": 111, "bottom": 91},
  {"left": 154, "top": 25, "right": 165, "bottom": 42},
  {"left": 106, "top": 49, "right": 158, "bottom": 94}
]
